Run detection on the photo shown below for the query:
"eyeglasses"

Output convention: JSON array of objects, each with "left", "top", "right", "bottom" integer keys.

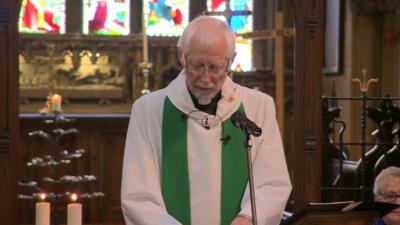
[
  {"left": 378, "top": 192, "right": 400, "bottom": 203},
  {"left": 184, "top": 55, "right": 229, "bottom": 77}
]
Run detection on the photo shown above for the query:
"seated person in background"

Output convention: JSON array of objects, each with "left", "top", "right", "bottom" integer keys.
[{"left": 373, "top": 166, "right": 400, "bottom": 225}]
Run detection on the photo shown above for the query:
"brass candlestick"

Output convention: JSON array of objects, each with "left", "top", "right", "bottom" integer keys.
[{"left": 138, "top": 61, "right": 153, "bottom": 95}]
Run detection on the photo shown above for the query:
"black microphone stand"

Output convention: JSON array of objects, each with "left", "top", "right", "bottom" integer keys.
[{"left": 244, "top": 132, "right": 258, "bottom": 225}]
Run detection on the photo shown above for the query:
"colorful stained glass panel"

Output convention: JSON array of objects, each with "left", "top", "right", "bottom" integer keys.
[
  {"left": 144, "top": 0, "right": 189, "bottom": 37},
  {"left": 207, "top": 0, "right": 253, "bottom": 71},
  {"left": 83, "top": 0, "right": 130, "bottom": 35},
  {"left": 229, "top": 0, "right": 252, "bottom": 34},
  {"left": 232, "top": 37, "right": 252, "bottom": 71},
  {"left": 19, "top": 0, "right": 66, "bottom": 34},
  {"left": 207, "top": 0, "right": 226, "bottom": 11},
  {"left": 207, "top": 0, "right": 253, "bottom": 34}
]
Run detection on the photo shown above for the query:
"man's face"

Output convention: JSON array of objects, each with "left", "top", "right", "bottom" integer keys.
[
  {"left": 180, "top": 38, "right": 232, "bottom": 105},
  {"left": 375, "top": 176, "right": 400, "bottom": 225},
  {"left": 184, "top": 53, "right": 228, "bottom": 104}
]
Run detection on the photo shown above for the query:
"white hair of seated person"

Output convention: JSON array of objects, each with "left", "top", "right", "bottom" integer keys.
[
  {"left": 374, "top": 166, "right": 400, "bottom": 225},
  {"left": 374, "top": 166, "right": 400, "bottom": 196}
]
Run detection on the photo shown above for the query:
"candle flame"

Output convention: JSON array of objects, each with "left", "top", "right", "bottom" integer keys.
[
  {"left": 71, "top": 193, "right": 78, "bottom": 202},
  {"left": 52, "top": 94, "right": 61, "bottom": 100},
  {"left": 40, "top": 193, "right": 46, "bottom": 201}
]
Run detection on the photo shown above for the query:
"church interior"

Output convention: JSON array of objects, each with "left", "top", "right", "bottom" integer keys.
[{"left": 1, "top": 0, "right": 400, "bottom": 224}]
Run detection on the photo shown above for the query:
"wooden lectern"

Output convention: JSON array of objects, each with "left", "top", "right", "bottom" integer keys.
[{"left": 282, "top": 201, "right": 398, "bottom": 225}]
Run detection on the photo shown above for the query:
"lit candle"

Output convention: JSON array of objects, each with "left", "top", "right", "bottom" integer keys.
[
  {"left": 67, "top": 194, "right": 82, "bottom": 225},
  {"left": 142, "top": 10, "right": 148, "bottom": 63},
  {"left": 35, "top": 193, "right": 50, "bottom": 225},
  {"left": 50, "top": 94, "right": 62, "bottom": 112}
]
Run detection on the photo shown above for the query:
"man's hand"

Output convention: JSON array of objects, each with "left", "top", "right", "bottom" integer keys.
[{"left": 230, "top": 215, "right": 252, "bottom": 225}]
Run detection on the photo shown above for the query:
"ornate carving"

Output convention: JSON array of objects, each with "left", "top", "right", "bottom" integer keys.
[
  {"left": 0, "top": 133, "right": 11, "bottom": 152},
  {"left": 351, "top": 68, "right": 379, "bottom": 93},
  {"left": 0, "top": 5, "right": 11, "bottom": 22},
  {"left": 0, "top": 4, "right": 11, "bottom": 153},
  {"left": 0, "top": 22, "right": 8, "bottom": 35},
  {"left": 305, "top": 11, "right": 319, "bottom": 39},
  {"left": 0, "top": 4, "right": 11, "bottom": 37},
  {"left": 350, "top": 0, "right": 400, "bottom": 15},
  {"left": 305, "top": 134, "right": 317, "bottom": 152},
  {"left": 19, "top": 34, "right": 180, "bottom": 108}
]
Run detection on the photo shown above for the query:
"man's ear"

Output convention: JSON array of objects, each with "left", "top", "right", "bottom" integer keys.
[{"left": 177, "top": 47, "right": 186, "bottom": 67}]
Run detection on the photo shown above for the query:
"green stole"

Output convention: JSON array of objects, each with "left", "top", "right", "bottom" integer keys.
[{"left": 162, "top": 97, "right": 248, "bottom": 225}]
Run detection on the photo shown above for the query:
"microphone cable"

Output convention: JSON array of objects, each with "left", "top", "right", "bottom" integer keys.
[{"left": 181, "top": 110, "right": 230, "bottom": 144}]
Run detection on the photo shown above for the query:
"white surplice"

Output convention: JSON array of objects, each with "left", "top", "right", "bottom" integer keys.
[{"left": 121, "top": 71, "right": 292, "bottom": 225}]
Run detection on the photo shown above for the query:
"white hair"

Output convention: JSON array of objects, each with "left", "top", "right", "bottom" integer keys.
[
  {"left": 177, "top": 16, "right": 236, "bottom": 59},
  {"left": 373, "top": 166, "right": 400, "bottom": 195}
]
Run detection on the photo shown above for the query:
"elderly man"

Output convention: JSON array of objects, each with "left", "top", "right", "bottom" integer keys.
[
  {"left": 374, "top": 166, "right": 400, "bottom": 225},
  {"left": 121, "top": 16, "right": 292, "bottom": 225}
]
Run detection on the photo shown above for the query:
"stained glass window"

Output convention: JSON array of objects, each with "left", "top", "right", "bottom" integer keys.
[
  {"left": 83, "top": 0, "right": 130, "bottom": 35},
  {"left": 19, "top": 0, "right": 66, "bottom": 34},
  {"left": 207, "top": 0, "right": 253, "bottom": 71},
  {"left": 144, "top": 0, "right": 189, "bottom": 37}
]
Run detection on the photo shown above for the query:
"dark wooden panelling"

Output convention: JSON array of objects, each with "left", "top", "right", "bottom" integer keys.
[
  {"left": 18, "top": 115, "right": 129, "bottom": 224},
  {"left": 0, "top": 0, "right": 20, "bottom": 225},
  {"left": 131, "top": 0, "right": 142, "bottom": 34},
  {"left": 290, "top": 0, "right": 324, "bottom": 210},
  {"left": 189, "top": 0, "right": 206, "bottom": 20},
  {"left": 66, "top": 0, "right": 82, "bottom": 33}
]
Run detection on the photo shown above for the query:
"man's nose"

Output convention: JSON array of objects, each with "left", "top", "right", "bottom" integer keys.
[{"left": 199, "top": 68, "right": 212, "bottom": 82}]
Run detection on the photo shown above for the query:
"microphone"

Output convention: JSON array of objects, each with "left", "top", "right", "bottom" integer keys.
[
  {"left": 201, "top": 117, "right": 210, "bottom": 129},
  {"left": 231, "top": 111, "right": 262, "bottom": 137}
]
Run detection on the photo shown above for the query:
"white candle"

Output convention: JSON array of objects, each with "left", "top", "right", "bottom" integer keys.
[
  {"left": 67, "top": 194, "right": 82, "bottom": 225},
  {"left": 35, "top": 193, "right": 50, "bottom": 225},
  {"left": 142, "top": 10, "right": 149, "bottom": 63},
  {"left": 50, "top": 94, "right": 62, "bottom": 112}
]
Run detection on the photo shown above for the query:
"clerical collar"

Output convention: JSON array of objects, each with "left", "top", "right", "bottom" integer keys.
[{"left": 189, "top": 90, "right": 221, "bottom": 115}]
